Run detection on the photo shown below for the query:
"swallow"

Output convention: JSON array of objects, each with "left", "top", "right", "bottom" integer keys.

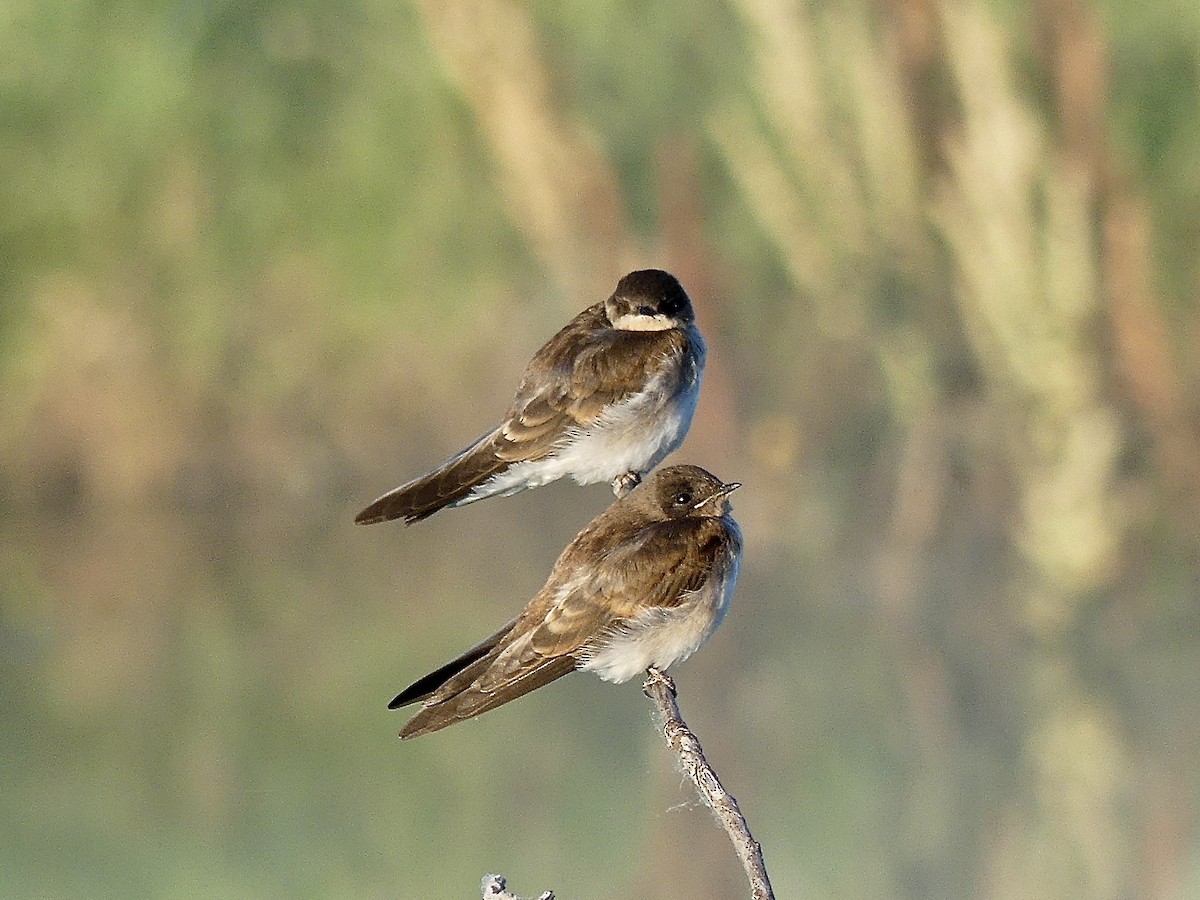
[
  {"left": 390, "top": 465, "right": 742, "bottom": 738},
  {"left": 355, "top": 269, "right": 706, "bottom": 525}
]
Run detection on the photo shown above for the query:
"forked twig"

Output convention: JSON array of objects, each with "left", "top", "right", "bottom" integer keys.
[{"left": 481, "top": 872, "right": 554, "bottom": 900}]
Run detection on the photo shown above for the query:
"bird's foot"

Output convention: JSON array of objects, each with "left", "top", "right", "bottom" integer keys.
[
  {"left": 612, "top": 471, "right": 642, "bottom": 499},
  {"left": 642, "top": 666, "right": 676, "bottom": 697}
]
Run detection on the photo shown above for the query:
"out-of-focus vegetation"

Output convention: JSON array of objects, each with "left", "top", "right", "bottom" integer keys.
[{"left": 3, "top": 0, "right": 1200, "bottom": 897}]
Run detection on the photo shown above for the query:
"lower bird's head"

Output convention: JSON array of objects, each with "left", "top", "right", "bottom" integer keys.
[{"left": 644, "top": 465, "right": 740, "bottom": 519}]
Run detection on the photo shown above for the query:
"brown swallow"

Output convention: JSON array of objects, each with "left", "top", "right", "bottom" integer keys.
[
  {"left": 356, "top": 270, "right": 706, "bottom": 525},
  {"left": 390, "top": 465, "right": 742, "bottom": 738}
]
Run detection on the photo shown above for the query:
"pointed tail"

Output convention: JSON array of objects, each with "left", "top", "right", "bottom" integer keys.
[
  {"left": 388, "top": 619, "right": 517, "bottom": 709},
  {"left": 398, "top": 656, "right": 575, "bottom": 739},
  {"left": 356, "top": 430, "right": 508, "bottom": 525},
  {"left": 389, "top": 618, "right": 577, "bottom": 739}
]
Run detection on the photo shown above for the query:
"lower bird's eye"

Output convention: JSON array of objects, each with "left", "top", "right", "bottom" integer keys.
[{"left": 675, "top": 492, "right": 693, "bottom": 506}]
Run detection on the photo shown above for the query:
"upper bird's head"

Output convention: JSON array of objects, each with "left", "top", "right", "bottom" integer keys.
[
  {"left": 644, "top": 464, "right": 740, "bottom": 519},
  {"left": 604, "top": 269, "right": 695, "bottom": 332}
]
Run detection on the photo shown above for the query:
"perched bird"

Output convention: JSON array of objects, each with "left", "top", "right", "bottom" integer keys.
[
  {"left": 390, "top": 465, "right": 742, "bottom": 738},
  {"left": 355, "top": 269, "right": 706, "bottom": 525}
]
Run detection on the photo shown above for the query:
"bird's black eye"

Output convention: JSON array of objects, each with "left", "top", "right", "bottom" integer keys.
[
  {"left": 637, "top": 305, "right": 657, "bottom": 317},
  {"left": 674, "top": 491, "right": 693, "bottom": 507},
  {"left": 661, "top": 294, "right": 684, "bottom": 315}
]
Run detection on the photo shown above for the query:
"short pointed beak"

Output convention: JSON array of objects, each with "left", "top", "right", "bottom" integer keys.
[{"left": 695, "top": 481, "right": 741, "bottom": 509}]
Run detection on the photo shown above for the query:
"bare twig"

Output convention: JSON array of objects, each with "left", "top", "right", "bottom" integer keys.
[
  {"left": 642, "top": 667, "right": 775, "bottom": 900},
  {"left": 481, "top": 873, "right": 554, "bottom": 900}
]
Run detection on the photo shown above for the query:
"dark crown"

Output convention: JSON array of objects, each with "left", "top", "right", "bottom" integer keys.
[{"left": 614, "top": 269, "right": 692, "bottom": 318}]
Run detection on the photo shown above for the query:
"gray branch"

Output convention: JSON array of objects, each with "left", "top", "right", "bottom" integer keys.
[{"left": 642, "top": 667, "right": 775, "bottom": 900}]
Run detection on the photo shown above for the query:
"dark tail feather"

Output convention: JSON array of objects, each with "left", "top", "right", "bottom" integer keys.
[
  {"left": 398, "top": 656, "right": 576, "bottom": 739},
  {"left": 355, "top": 430, "right": 508, "bottom": 525},
  {"left": 387, "top": 619, "right": 517, "bottom": 709}
]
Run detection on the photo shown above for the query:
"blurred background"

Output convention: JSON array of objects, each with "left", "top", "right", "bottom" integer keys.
[{"left": 3, "top": 0, "right": 1199, "bottom": 897}]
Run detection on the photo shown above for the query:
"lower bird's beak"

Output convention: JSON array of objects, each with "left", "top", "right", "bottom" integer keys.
[{"left": 695, "top": 481, "right": 741, "bottom": 509}]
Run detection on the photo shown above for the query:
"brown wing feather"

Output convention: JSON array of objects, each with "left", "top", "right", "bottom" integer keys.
[
  {"left": 395, "top": 594, "right": 586, "bottom": 737},
  {"left": 355, "top": 429, "right": 509, "bottom": 524},
  {"left": 398, "top": 654, "right": 575, "bottom": 739},
  {"left": 492, "top": 305, "right": 689, "bottom": 463},
  {"left": 388, "top": 617, "right": 518, "bottom": 709},
  {"left": 529, "top": 518, "right": 730, "bottom": 658}
]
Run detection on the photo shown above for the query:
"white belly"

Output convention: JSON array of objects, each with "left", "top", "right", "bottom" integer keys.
[
  {"left": 556, "top": 371, "right": 699, "bottom": 482},
  {"left": 475, "top": 368, "right": 700, "bottom": 498}
]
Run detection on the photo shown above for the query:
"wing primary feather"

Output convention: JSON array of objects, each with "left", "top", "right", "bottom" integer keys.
[
  {"left": 387, "top": 618, "right": 517, "bottom": 709},
  {"left": 356, "top": 431, "right": 508, "bottom": 524},
  {"left": 398, "top": 656, "right": 576, "bottom": 739}
]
